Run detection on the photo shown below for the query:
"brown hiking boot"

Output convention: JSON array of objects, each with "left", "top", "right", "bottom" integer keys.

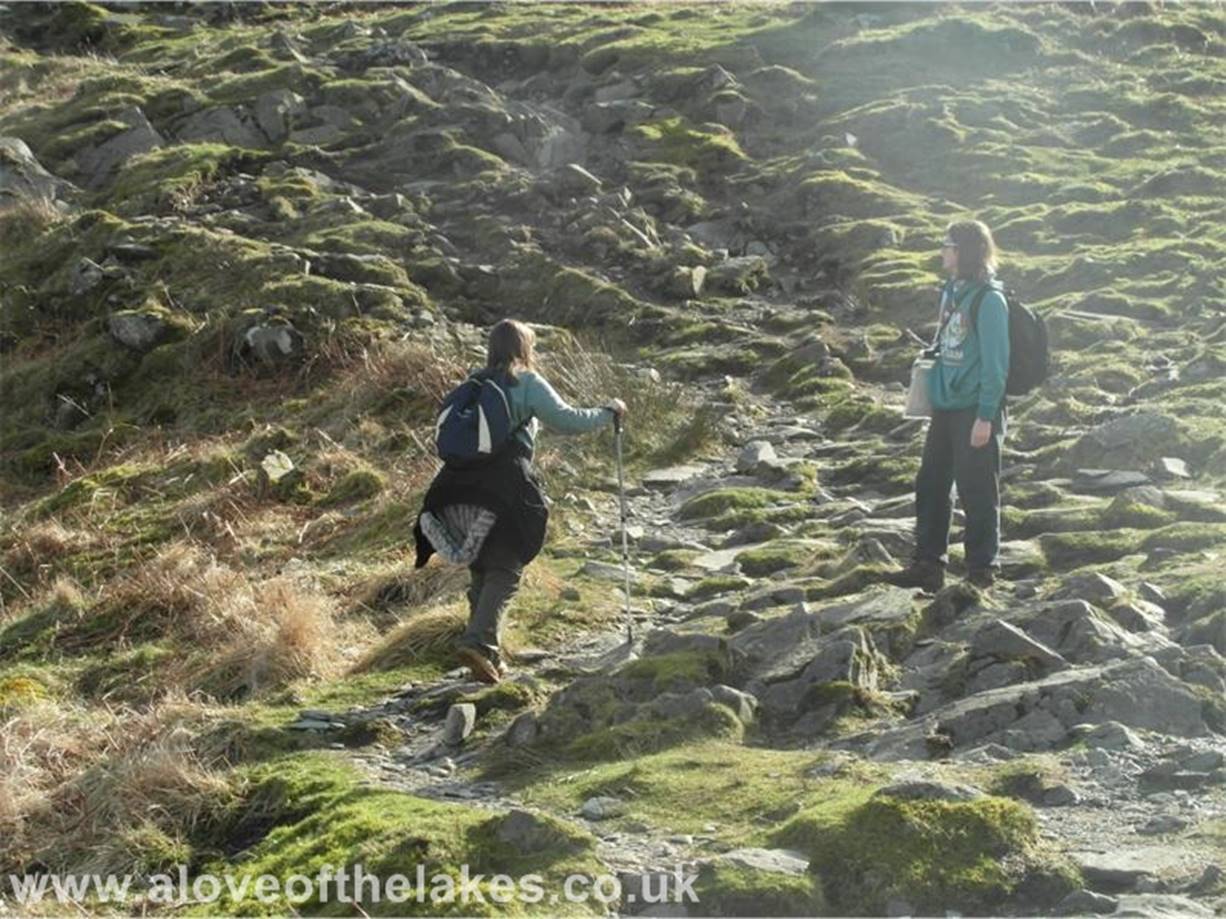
[
  {"left": 455, "top": 643, "right": 501, "bottom": 684},
  {"left": 882, "top": 559, "right": 945, "bottom": 593},
  {"left": 966, "top": 568, "right": 996, "bottom": 589}
]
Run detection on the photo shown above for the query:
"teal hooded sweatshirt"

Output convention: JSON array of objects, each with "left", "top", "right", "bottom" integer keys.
[
  {"left": 465, "top": 368, "right": 614, "bottom": 461},
  {"left": 928, "top": 275, "right": 1010, "bottom": 422}
]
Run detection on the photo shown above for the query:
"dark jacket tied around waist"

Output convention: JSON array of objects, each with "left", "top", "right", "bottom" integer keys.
[{"left": 413, "top": 441, "right": 548, "bottom": 568}]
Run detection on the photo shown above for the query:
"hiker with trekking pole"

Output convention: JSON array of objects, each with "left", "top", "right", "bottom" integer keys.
[{"left": 412, "top": 319, "right": 628, "bottom": 684}]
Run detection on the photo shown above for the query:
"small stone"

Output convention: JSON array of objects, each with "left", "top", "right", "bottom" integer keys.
[
  {"left": 287, "top": 718, "right": 338, "bottom": 731},
  {"left": 493, "top": 809, "right": 571, "bottom": 853},
  {"left": 1071, "top": 721, "right": 1147, "bottom": 752},
  {"left": 443, "top": 703, "right": 476, "bottom": 745},
  {"left": 736, "top": 440, "right": 777, "bottom": 474},
  {"left": 1054, "top": 889, "right": 1118, "bottom": 915},
  {"left": 1041, "top": 784, "right": 1080, "bottom": 807},
  {"left": 1155, "top": 457, "right": 1190, "bottom": 479},
  {"left": 507, "top": 711, "right": 538, "bottom": 747},
  {"left": 580, "top": 795, "right": 625, "bottom": 820},
  {"left": 875, "top": 778, "right": 985, "bottom": 802},
  {"left": 69, "top": 257, "right": 105, "bottom": 295},
  {"left": 1137, "top": 814, "right": 1188, "bottom": 836}
]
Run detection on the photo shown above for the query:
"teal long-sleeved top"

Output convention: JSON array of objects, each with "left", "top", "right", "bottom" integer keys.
[
  {"left": 928, "top": 275, "right": 1010, "bottom": 421},
  {"left": 486, "top": 369, "right": 614, "bottom": 460}
]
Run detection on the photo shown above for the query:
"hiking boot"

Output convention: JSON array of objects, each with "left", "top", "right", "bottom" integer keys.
[
  {"left": 882, "top": 559, "right": 945, "bottom": 593},
  {"left": 966, "top": 567, "right": 996, "bottom": 589},
  {"left": 455, "top": 643, "right": 501, "bottom": 685}
]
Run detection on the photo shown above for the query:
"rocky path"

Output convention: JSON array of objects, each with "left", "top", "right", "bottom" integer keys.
[{"left": 299, "top": 361, "right": 1226, "bottom": 916}]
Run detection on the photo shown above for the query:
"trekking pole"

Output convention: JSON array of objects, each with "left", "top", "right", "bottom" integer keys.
[{"left": 613, "top": 411, "right": 633, "bottom": 643}]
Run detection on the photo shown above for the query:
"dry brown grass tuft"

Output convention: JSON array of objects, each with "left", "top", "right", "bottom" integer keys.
[
  {"left": 1, "top": 520, "right": 89, "bottom": 608},
  {"left": 0, "top": 197, "right": 64, "bottom": 250},
  {"left": 349, "top": 562, "right": 469, "bottom": 623},
  {"left": 351, "top": 602, "right": 466, "bottom": 674},
  {"left": 0, "top": 694, "right": 233, "bottom": 876},
  {"left": 185, "top": 577, "right": 344, "bottom": 700}
]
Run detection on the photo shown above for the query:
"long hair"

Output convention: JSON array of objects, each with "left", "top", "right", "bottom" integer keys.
[
  {"left": 485, "top": 318, "right": 537, "bottom": 382},
  {"left": 946, "top": 219, "right": 999, "bottom": 281}
]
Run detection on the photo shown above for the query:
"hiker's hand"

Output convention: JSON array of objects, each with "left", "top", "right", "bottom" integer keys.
[
  {"left": 970, "top": 418, "right": 992, "bottom": 449},
  {"left": 607, "top": 398, "right": 627, "bottom": 420}
]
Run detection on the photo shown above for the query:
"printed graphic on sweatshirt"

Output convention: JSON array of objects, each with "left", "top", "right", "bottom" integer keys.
[{"left": 939, "top": 303, "right": 968, "bottom": 366}]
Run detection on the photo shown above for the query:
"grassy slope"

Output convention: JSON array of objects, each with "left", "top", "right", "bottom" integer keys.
[{"left": 1, "top": 1, "right": 1224, "bottom": 914}]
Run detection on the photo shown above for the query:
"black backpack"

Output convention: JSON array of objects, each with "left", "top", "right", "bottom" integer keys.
[
  {"left": 970, "top": 285, "right": 1049, "bottom": 396},
  {"left": 434, "top": 369, "right": 525, "bottom": 469}
]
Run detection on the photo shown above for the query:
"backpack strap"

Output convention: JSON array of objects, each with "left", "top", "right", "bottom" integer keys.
[{"left": 968, "top": 281, "right": 1006, "bottom": 333}]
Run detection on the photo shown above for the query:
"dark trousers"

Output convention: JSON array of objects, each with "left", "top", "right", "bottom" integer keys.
[
  {"left": 914, "top": 406, "right": 1004, "bottom": 571},
  {"left": 461, "top": 536, "right": 524, "bottom": 663}
]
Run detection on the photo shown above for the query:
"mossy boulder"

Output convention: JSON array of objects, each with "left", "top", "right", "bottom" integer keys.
[{"left": 773, "top": 789, "right": 1078, "bottom": 915}]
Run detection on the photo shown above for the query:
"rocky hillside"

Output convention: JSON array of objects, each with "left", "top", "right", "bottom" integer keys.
[{"left": 1, "top": 2, "right": 1224, "bottom": 915}]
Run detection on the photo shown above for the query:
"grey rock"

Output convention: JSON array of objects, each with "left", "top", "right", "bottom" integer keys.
[
  {"left": 594, "top": 79, "right": 638, "bottom": 103},
  {"left": 1052, "top": 572, "right": 1129, "bottom": 607},
  {"left": 665, "top": 264, "right": 706, "bottom": 299},
  {"left": 253, "top": 89, "right": 307, "bottom": 142},
  {"left": 535, "top": 125, "right": 586, "bottom": 170},
  {"left": 729, "top": 602, "right": 823, "bottom": 683},
  {"left": 875, "top": 778, "right": 985, "bottom": 802},
  {"left": 443, "top": 703, "right": 476, "bottom": 745},
  {"left": 1071, "top": 846, "right": 1194, "bottom": 892},
  {"left": 69, "top": 257, "right": 106, "bottom": 295},
  {"left": 288, "top": 123, "right": 346, "bottom": 147},
  {"left": 555, "top": 163, "right": 602, "bottom": 195},
  {"left": 1111, "top": 893, "right": 1213, "bottom": 916},
  {"left": 1067, "top": 412, "right": 1181, "bottom": 472},
  {"left": 76, "top": 107, "right": 163, "bottom": 188},
  {"left": 0, "top": 136, "right": 75, "bottom": 204},
  {"left": 722, "top": 521, "right": 787, "bottom": 547},
  {"left": 581, "top": 559, "right": 636, "bottom": 583},
  {"left": 1041, "top": 783, "right": 1080, "bottom": 807},
  {"left": 710, "top": 684, "right": 758, "bottom": 723},
  {"left": 1021, "top": 600, "right": 1169, "bottom": 665},
  {"left": 581, "top": 99, "right": 653, "bottom": 134},
  {"left": 1075, "top": 469, "right": 1153, "bottom": 492},
  {"left": 820, "top": 587, "right": 917, "bottom": 633},
  {"left": 236, "top": 322, "right": 304, "bottom": 365},
  {"left": 106, "top": 241, "right": 159, "bottom": 262},
  {"left": 506, "top": 711, "right": 538, "bottom": 747},
  {"left": 338, "top": 38, "right": 428, "bottom": 70},
  {"left": 970, "top": 619, "right": 1069, "bottom": 672},
  {"left": 1137, "top": 814, "right": 1188, "bottom": 835},
  {"left": 492, "top": 809, "right": 572, "bottom": 853},
  {"left": 641, "top": 464, "right": 705, "bottom": 488},
  {"left": 269, "top": 29, "right": 309, "bottom": 63},
  {"left": 929, "top": 657, "right": 1210, "bottom": 753},
  {"left": 711, "top": 847, "right": 808, "bottom": 876},
  {"left": 998, "top": 538, "right": 1047, "bottom": 578},
  {"left": 580, "top": 795, "right": 625, "bottom": 820},
  {"left": 707, "top": 255, "right": 769, "bottom": 295},
  {"left": 1110, "top": 599, "right": 1166, "bottom": 632},
  {"left": 736, "top": 440, "right": 777, "bottom": 474},
  {"left": 177, "top": 105, "right": 266, "bottom": 147},
  {"left": 650, "top": 688, "right": 714, "bottom": 721},
  {"left": 108, "top": 310, "right": 171, "bottom": 352},
  {"left": 1155, "top": 456, "right": 1190, "bottom": 479},
  {"left": 1054, "top": 889, "right": 1118, "bottom": 915},
  {"left": 1070, "top": 721, "right": 1147, "bottom": 751}
]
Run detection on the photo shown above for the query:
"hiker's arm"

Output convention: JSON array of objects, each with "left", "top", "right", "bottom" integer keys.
[
  {"left": 525, "top": 374, "right": 614, "bottom": 435},
  {"left": 977, "top": 290, "right": 1010, "bottom": 421}
]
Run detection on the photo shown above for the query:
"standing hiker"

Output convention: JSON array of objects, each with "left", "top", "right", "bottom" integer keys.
[
  {"left": 413, "top": 319, "right": 627, "bottom": 684},
  {"left": 883, "top": 219, "right": 1010, "bottom": 592}
]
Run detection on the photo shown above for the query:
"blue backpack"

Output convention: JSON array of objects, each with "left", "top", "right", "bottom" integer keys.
[{"left": 435, "top": 369, "right": 525, "bottom": 468}]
